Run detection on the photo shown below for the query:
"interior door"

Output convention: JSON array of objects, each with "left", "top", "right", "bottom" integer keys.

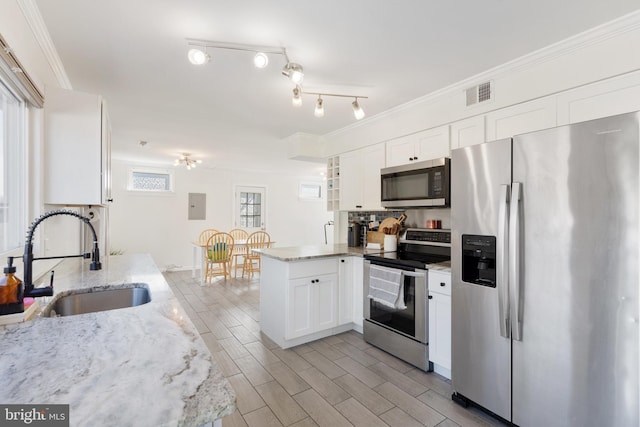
[
  {"left": 235, "top": 186, "right": 266, "bottom": 232},
  {"left": 451, "top": 138, "right": 512, "bottom": 420}
]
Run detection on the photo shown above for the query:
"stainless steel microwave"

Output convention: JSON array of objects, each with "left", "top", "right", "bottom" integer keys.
[{"left": 380, "top": 157, "right": 450, "bottom": 208}]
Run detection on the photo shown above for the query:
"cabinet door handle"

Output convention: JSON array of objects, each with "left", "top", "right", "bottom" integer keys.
[
  {"left": 355, "top": 205, "right": 362, "bottom": 209},
  {"left": 440, "top": 282, "right": 446, "bottom": 287},
  {"left": 340, "top": 259, "right": 345, "bottom": 263},
  {"left": 107, "top": 198, "right": 114, "bottom": 202},
  {"left": 428, "top": 295, "right": 433, "bottom": 299},
  {"left": 414, "top": 156, "right": 418, "bottom": 160}
]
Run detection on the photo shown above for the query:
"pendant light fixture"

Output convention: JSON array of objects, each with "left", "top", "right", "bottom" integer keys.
[{"left": 174, "top": 153, "right": 202, "bottom": 170}]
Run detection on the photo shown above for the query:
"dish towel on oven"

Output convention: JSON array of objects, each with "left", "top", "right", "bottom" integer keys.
[{"left": 367, "top": 264, "right": 406, "bottom": 309}]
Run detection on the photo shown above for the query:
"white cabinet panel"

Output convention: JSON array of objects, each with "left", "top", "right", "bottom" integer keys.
[
  {"left": 485, "top": 97, "right": 557, "bottom": 141},
  {"left": 286, "top": 270, "right": 338, "bottom": 340},
  {"left": 361, "top": 145, "right": 385, "bottom": 210},
  {"left": 44, "top": 86, "right": 112, "bottom": 205},
  {"left": 386, "top": 126, "right": 450, "bottom": 167},
  {"left": 386, "top": 136, "right": 415, "bottom": 167},
  {"left": 351, "top": 257, "right": 364, "bottom": 329},
  {"left": 557, "top": 71, "right": 640, "bottom": 125},
  {"left": 450, "top": 116, "right": 485, "bottom": 150},
  {"left": 415, "top": 126, "right": 450, "bottom": 161},
  {"left": 338, "top": 257, "right": 353, "bottom": 325},
  {"left": 428, "top": 270, "right": 452, "bottom": 375},
  {"left": 339, "top": 150, "right": 362, "bottom": 210},
  {"left": 340, "top": 144, "right": 385, "bottom": 210}
]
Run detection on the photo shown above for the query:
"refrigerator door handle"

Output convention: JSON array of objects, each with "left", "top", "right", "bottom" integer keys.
[
  {"left": 509, "top": 182, "right": 523, "bottom": 341},
  {"left": 497, "top": 184, "right": 510, "bottom": 338}
]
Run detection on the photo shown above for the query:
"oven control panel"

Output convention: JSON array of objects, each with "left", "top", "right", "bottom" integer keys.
[{"left": 401, "top": 228, "right": 451, "bottom": 246}]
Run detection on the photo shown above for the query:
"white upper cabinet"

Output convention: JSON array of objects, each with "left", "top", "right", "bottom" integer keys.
[
  {"left": 386, "top": 125, "right": 450, "bottom": 167},
  {"left": 450, "top": 115, "right": 485, "bottom": 150},
  {"left": 44, "top": 86, "right": 112, "bottom": 205},
  {"left": 340, "top": 144, "right": 385, "bottom": 210},
  {"left": 556, "top": 71, "right": 640, "bottom": 126},
  {"left": 485, "top": 97, "right": 557, "bottom": 141}
]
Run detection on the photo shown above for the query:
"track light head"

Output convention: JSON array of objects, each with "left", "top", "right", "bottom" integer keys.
[
  {"left": 187, "top": 48, "right": 210, "bottom": 65},
  {"left": 253, "top": 52, "right": 269, "bottom": 68},
  {"left": 352, "top": 98, "right": 365, "bottom": 120},
  {"left": 314, "top": 96, "right": 324, "bottom": 118},
  {"left": 292, "top": 86, "right": 302, "bottom": 107},
  {"left": 282, "top": 62, "right": 304, "bottom": 85}
]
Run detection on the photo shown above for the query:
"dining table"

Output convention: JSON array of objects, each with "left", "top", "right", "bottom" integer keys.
[{"left": 191, "top": 239, "right": 273, "bottom": 285}]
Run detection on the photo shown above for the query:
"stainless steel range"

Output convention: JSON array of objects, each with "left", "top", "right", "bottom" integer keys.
[{"left": 363, "top": 228, "right": 450, "bottom": 371}]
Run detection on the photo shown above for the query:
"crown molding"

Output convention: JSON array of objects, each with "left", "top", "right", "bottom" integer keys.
[
  {"left": 327, "top": 9, "right": 640, "bottom": 138},
  {"left": 17, "top": 0, "right": 72, "bottom": 90}
]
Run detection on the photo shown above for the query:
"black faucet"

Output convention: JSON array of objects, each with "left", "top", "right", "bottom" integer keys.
[{"left": 7, "top": 209, "right": 102, "bottom": 298}]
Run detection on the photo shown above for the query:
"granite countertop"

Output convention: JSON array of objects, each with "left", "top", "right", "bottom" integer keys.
[
  {"left": 257, "top": 243, "right": 385, "bottom": 261},
  {"left": 0, "top": 253, "right": 235, "bottom": 427},
  {"left": 257, "top": 244, "right": 452, "bottom": 273}
]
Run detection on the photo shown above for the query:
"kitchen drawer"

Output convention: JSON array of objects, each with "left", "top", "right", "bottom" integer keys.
[
  {"left": 289, "top": 258, "right": 338, "bottom": 279},
  {"left": 428, "top": 270, "right": 451, "bottom": 296}
]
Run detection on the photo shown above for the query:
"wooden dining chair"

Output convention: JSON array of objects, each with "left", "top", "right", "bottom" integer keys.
[
  {"left": 198, "top": 228, "right": 219, "bottom": 245},
  {"left": 242, "top": 231, "right": 271, "bottom": 280},
  {"left": 204, "top": 232, "right": 234, "bottom": 283},
  {"left": 228, "top": 228, "right": 249, "bottom": 278}
]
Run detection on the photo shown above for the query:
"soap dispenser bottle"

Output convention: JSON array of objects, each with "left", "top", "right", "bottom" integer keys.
[{"left": 0, "top": 260, "right": 24, "bottom": 315}]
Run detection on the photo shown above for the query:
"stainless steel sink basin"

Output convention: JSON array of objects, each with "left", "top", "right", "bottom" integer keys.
[{"left": 48, "top": 284, "right": 151, "bottom": 317}]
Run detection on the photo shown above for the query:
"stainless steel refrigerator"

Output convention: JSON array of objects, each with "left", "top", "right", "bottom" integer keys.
[{"left": 451, "top": 111, "right": 638, "bottom": 427}]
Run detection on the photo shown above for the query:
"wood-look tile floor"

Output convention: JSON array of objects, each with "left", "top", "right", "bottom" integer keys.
[{"left": 164, "top": 270, "right": 506, "bottom": 427}]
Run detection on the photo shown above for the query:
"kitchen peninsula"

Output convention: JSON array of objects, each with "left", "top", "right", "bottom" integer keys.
[
  {"left": 258, "top": 244, "right": 379, "bottom": 349},
  {"left": 0, "top": 254, "right": 235, "bottom": 427}
]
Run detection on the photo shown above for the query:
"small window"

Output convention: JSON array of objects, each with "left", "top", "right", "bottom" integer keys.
[
  {"left": 0, "top": 79, "right": 26, "bottom": 253},
  {"left": 299, "top": 181, "right": 322, "bottom": 200},
  {"left": 128, "top": 168, "right": 174, "bottom": 192}
]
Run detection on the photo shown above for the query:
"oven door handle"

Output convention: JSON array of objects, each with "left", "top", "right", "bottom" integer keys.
[{"left": 402, "top": 271, "right": 425, "bottom": 278}]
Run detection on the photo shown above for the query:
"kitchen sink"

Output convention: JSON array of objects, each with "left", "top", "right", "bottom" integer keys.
[{"left": 47, "top": 284, "right": 151, "bottom": 317}]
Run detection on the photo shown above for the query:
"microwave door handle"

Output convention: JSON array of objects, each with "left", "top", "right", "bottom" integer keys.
[{"left": 497, "top": 184, "right": 510, "bottom": 339}]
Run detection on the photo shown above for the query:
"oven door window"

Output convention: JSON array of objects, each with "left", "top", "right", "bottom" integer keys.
[{"left": 369, "top": 274, "right": 416, "bottom": 337}]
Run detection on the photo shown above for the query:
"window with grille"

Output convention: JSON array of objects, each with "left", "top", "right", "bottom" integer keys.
[
  {"left": 128, "top": 168, "right": 174, "bottom": 192},
  {"left": 236, "top": 186, "right": 265, "bottom": 230}
]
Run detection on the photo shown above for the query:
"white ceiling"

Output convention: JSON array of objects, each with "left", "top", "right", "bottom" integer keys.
[{"left": 34, "top": 0, "right": 639, "bottom": 173}]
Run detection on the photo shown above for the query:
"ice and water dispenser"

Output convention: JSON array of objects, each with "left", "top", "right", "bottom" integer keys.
[{"left": 461, "top": 235, "right": 496, "bottom": 287}]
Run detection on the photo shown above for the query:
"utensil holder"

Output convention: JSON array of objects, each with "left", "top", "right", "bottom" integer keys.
[{"left": 383, "top": 235, "right": 397, "bottom": 252}]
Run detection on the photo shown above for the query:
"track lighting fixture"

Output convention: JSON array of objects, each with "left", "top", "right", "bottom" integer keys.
[
  {"left": 187, "top": 48, "right": 210, "bottom": 65},
  {"left": 352, "top": 98, "right": 365, "bottom": 120},
  {"left": 253, "top": 52, "right": 268, "bottom": 69},
  {"left": 185, "top": 38, "right": 369, "bottom": 121},
  {"left": 282, "top": 62, "right": 304, "bottom": 85},
  {"left": 174, "top": 153, "right": 202, "bottom": 170},
  {"left": 297, "top": 91, "right": 368, "bottom": 120},
  {"left": 292, "top": 86, "right": 302, "bottom": 107},
  {"left": 314, "top": 96, "right": 324, "bottom": 118}
]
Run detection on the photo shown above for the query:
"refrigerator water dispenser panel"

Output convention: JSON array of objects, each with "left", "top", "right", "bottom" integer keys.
[{"left": 461, "top": 235, "right": 496, "bottom": 287}]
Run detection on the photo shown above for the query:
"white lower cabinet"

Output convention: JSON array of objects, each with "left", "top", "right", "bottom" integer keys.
[
  {"left": 287, "top": 273, "right": 338, "bottom": 339},
  {"left": 428, "top": 269, "right": 452, "bottom": 378}
]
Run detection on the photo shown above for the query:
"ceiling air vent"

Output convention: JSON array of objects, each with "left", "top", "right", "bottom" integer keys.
[{"left": 465, "top": 81, "right": 493, "bottom": 107}]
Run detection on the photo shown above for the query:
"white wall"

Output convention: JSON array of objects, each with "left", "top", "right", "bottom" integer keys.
[{"left": 109, "top": 160, "right": 333, "bottom": 270}]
